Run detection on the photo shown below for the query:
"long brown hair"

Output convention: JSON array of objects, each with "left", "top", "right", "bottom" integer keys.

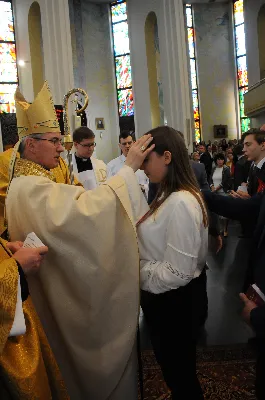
[{"left": 143, "top": 126, "right": 208, "bottom": 227}]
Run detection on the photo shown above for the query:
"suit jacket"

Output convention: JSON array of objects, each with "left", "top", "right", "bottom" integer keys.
[
  {"left": 234, "top": 157, "right": 251, "bottom": 191},
  {"left": 209, "top": 165, "right": 232, "bottom": 193},
  {"left": 203, "top": 190, "right": 265, "bottom": 336},
  {"left": 247, "top": 162, "right": 265, "bottom": 197},
  {"left": 200, "top": 152, "right": 212, "bottom": 179},
  {"left": 190, "top": 161, "right": 209, "bottom": 191}
]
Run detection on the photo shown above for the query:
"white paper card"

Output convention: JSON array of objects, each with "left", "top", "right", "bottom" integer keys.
[
  {"left": 9, "top": 276, "right": 26, "bottom": 337},
  {"left": 237, "top": 185, "right": 248, "bottom": 193},
  {"left": 23, "top": 232, "right": 45, "bottom": 249}
]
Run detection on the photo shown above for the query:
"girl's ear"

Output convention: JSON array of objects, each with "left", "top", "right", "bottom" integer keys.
[{"left": 164, "top": 151, "right": 172, "bottom": 165}]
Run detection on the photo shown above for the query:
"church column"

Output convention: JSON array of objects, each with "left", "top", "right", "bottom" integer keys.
[{"left": 41, "top": 0, "right": 74, "bottom": 104}]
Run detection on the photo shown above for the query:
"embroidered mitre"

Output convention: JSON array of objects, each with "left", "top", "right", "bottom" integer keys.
[{"left": 15, "top": 81, "right": 60, "bottom": 138}]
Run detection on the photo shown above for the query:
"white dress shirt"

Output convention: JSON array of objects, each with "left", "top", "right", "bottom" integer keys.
[
  {"left": 137, "top": 191, "right": 208, "bottom": 294},
  {"left": 256, "top": 156, "right": 265, "bottom": 170}
]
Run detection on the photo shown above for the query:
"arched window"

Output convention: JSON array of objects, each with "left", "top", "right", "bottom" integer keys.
[
  {"left": 233, "top": 0, "right": 250, "bottom": 134},
  {"left": 110, "top": 1, "right": 133, "bottom": 117},
  {"left": 28, "top": 2, "right": 44, "bottom": 97},
  {"left": 185, "top": 4, "right": 201, "bottom": 143},
  {"left": 0, "top": 0, "right": 18, "bottom": 113}
]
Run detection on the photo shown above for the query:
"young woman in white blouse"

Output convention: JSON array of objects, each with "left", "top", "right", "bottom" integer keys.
[{"left": 137, "top": 126, "right": 208, "bottom": 400}]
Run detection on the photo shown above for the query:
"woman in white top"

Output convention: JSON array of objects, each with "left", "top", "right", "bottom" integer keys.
[
  {"left": 209, "top": 152, "right": 231, "bottom": 237},
  {"left": 137, "top": 126, "right": 208, "bottom": 400}
]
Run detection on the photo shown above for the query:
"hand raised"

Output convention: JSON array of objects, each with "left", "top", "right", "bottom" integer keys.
[{"left": 125, "top": 134, "right": 155, "bottom": 172}]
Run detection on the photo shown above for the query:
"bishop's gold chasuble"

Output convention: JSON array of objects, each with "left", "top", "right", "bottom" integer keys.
[
  {"left": 6, "top": 158, "right": 148, "bottom": 400},
  {"left": 0, "top": 238, "right": 69, "bottom": 400}
]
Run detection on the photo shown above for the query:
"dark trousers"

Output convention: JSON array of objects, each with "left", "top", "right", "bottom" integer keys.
[
  {"left": 141, "top": 270, "right": 207, "bottom": 400},
  {"left": 256, "top": 340, "right": 265, "bottom": 400}
]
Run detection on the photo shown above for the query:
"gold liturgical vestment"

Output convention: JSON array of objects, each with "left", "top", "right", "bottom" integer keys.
[
  {"left": 6, "top": 158, "right": 148, "bottom": 400},
  {"left": 0, "top": 238, "right": 69, "bottom": 399},
  {"left": 0, "top": 149, "right": 81, "bottom": 235}
]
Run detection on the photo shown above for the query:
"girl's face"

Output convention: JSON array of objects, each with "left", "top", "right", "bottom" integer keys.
[
  {"left": 217, "top": 158, "right": 225, "bottom": 167},
  {"left": 142, "top": 151, "right": 171, "bottom": 183},
  {"left": 227, "top": 153, "right": 233, "bottom": 161}
]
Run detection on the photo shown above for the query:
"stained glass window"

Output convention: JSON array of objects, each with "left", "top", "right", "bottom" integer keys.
[
  {"left": 111, "top": 1, "right": 134, "bottom": 117},
  {"left": 112, "top": 22, "right": 130, "bottom": 56},
  {"left": 117, "top": 89, "right": 134, "bottom": 116},
  {"left": 185, "top": 4, "right": 201, "bottom": 143},
  {"left": 115, "top": 55, "right": 132, "bottom": 88},
  {"left": 0, "top": 1, "right": 18, "bottom": 114},
  {"left": 111, "top": 2, "right": 127, "bottom": 24},
  {"left": 233, "top": 0, "right": 250, "bottom": 134},
  {"left": 0, "top": 1, "right": 14, "bottom": 41}
]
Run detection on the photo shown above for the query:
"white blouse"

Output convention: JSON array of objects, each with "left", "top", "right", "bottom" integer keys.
[{"left": 137, "top": 191, "right": 208, "bottom": 294}]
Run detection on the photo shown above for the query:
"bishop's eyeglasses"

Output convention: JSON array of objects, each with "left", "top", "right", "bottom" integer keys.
[{"left": 33, "top": 137, "right": 64, "bottom": 146}]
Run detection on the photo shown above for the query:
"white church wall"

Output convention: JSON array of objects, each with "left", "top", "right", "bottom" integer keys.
[
  {"left": 69, "top": 0, "right": 119, "bottom": 163},
  {"left": 13, "top": 0, "right": 74, "bottom": 104},
  {"left": 244, "top": 0, "right": 265, "bottom": 87},
  {"left": 127, "top": 0, "right": 193, "bottom": 147},
  {"left": 193, "top": 3, "right": 238, "bottom": 141}
]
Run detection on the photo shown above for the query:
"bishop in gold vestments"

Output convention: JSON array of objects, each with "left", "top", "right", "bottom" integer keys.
[
  {"left": 0, "top": 149, "right": 81, "bottom": 235},
  {"left": 6, "top": 82, "right": 149, "bottom": 399},
  {"left": 0, "top": 238, "right": 69, "bottom": 399}
]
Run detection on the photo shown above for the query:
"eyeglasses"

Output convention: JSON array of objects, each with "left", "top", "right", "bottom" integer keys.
[
  {"left": 33, "top": 137, "right": 64, "bottom": 146},
  {"left": 78, "top": 142, "right": 96, "bottom": 148}
]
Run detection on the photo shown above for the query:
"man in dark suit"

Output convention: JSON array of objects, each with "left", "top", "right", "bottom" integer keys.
[
  {"left": 198, "top": 144, "right": 212, "bottom": 181},
  {"left": 203, "top": 178, "right": 265, "bottom": 400},
  {"left": 233, "top": 144, "right": 251, "bottom": 192},
  {"left": 190, "top": 160, "right": 209, "bottom": 190}
]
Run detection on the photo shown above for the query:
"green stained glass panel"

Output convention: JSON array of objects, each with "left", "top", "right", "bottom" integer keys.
[
  {"left": 239, "top": 87, "right": 248, "bottom": 118},
  {"left": 241, "top": 118, "right": 250, "bottom": 133}
]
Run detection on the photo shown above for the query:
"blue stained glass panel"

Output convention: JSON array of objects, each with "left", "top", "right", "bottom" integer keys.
[
  {"left": 111, "top": 2, "right": 127, "bottom": 24},
  {"left": 235, "top": 24, "right": 246, "bottom": 56},
  {"left": 112, "top": 21, "right": 130, "bottom": 56},
  {"left": 117, "top": 89, "right": 134, "bottom": 116},
  {"left": 115, "top": 55, "right": 132, "bottom": 88},
  {"left": 0, "top": 1, "right": 14, "bottom": 41}
]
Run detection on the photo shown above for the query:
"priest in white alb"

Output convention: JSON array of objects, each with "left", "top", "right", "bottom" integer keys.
[{"left": 6, "top": 82, "right": 153, "bottom": 400}]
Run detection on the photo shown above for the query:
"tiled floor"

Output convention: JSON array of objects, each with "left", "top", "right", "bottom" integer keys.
[{"left": 140, "top": 221, "right": 253, "bottom": 349}]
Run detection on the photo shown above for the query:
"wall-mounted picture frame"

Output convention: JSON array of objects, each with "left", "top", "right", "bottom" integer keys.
[
  {"left": 95, "top": 118, "right": 105, "bottom": 130},
  {"left": 214, "top": 124, "right": 228, "bottom": 139}
]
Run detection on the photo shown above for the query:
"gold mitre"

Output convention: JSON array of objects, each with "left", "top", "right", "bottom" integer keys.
[{"left": 15, "top": 81, "right": 60, "bottom": 139}]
